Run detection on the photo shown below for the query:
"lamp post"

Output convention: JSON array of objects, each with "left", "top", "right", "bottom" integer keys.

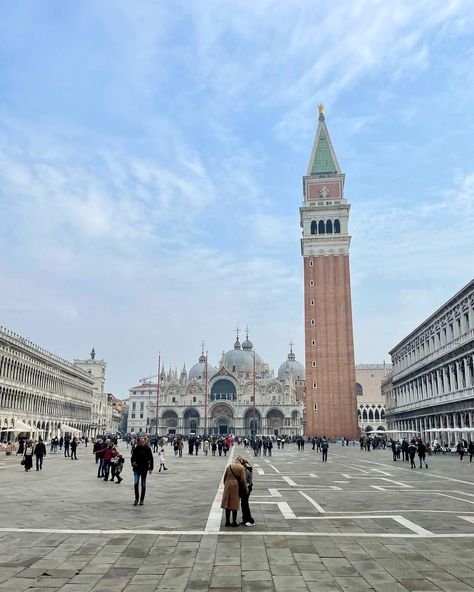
[
  {"left": 204, "top": 350, "right": 208, "bottom": 436},
  {"left": 252, "top": 349, "right": 256, "bottom": 436}
]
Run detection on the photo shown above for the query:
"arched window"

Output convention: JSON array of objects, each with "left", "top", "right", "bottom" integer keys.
[
  {"left": 374, "top": 409, "right": 379, "bottom": 421},
  {"left": 362, "top": 409, "right": 367, "bottom": 421},
  {"left": 334, "top": 219, "right": 341, "bottom": 233},
  {"left": 326, "top": 219, "right": 333, "bottom": 234},
  {"left": 311, "top": 220, "right": 317, "bottom": 235},
  {"left": 318, "top": 220, "right": 326, "bottom": 234},
  {"left": 368, "top": 409, "right": 374, "bottom": 421},
  {"left": 356, "top": 383, "right": 363, "bottom": 396},
  {"left": 381, "top": 409, "right": 385, "bottom": 420}
]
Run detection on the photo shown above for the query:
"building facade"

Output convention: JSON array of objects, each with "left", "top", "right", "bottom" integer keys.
[
  {"left": 0, "top": 326, "right": 94, "bottom": 440},
  {"left": 385, "top": 280, "right": 474, "bottom": 442},
  {"left": 300, "top": 105, "right": 358, "bottom": 438},
  {"left": 356, "top": 364, "right": 391, "bottom": 433},
  {"left": 127, "top": 334, "right": 305, "bottom": 437}
]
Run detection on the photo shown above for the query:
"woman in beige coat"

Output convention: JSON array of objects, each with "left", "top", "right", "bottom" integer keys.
[{"left": 221, "top": 458, "right": 248, "bottom": 527}]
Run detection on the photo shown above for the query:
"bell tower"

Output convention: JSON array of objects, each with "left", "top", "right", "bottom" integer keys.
[{"left": 300, "top": 105, "right": 358, "bottom": 439}]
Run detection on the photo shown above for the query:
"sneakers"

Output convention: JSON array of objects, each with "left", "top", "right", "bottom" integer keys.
[
  {"left": 244, "top": 522, "right": 254, "bottom": 527},
  {"left": 139, "top": 501, "right": 144, "bottom": 506},
  {"left": 133, "top": 500, "right": 138, "bottom": 506}
]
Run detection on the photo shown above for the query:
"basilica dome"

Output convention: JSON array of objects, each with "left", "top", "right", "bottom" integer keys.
[
  {"left": 277, "top": 348, "right": 305, "bottom": 381},
  {"left": 223, "top": 337, "right": 262, "bottom": 373},
  {"left": 189, "top": 353, "right": 216, "bottom": 381}
]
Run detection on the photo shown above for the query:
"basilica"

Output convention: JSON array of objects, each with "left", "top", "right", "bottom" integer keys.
[{"left": 127, "top": 333, "right": 306, "bottom": 437}]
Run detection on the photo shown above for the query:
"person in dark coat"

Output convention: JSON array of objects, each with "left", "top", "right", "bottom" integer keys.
[
  {"left": 417, "top": 440, "right": 428, "bottom": 469},
  {"left": 131, "top": 436, "right": 154, "bottom": 506},
  {"left": 238, "top": 457, "right": 255, "bottom": 527},
  {"left": 34, "top": 437, "right": 46, "bottom": 471},
  {"left": 70, "top": 437, "right": 78, "bottom": 460}
]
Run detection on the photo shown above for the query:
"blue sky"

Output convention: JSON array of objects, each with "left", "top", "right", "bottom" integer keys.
[{"left": 1, "top": 1, "right": 473, "bottom": 396}]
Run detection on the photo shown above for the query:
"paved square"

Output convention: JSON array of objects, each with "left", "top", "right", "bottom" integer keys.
[{"left": 2, "top": 443, "right": 474, "bottom": 590}]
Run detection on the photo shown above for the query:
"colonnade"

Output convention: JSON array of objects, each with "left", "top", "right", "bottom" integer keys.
[{"left": 393, "top": 355, "right": 474, "bottom": 407}]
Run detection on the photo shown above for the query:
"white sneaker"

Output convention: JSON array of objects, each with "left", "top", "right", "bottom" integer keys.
[{"left": 245, "top": 522, "right": 254, "bottom": 527}]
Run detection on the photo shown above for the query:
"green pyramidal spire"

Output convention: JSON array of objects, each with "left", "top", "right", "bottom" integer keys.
[{"left": 308, "top": 105, "right": 341, "bottom": 175}]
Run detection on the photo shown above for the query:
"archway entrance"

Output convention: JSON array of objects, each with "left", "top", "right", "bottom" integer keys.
[
  {"left": 266, "top": 409, "right": 284, "bottom": 436},
  {"left": 211, "top": 379, "right": 237, "bottom": 402},
  {"left": 210, "top": 403, "right": 234, "bottom": 435},
  {"left": 183, "top": 409, "right": 200, "bottom": 435},
  {"left": 243, "top": 408, "right": 261, "bottom": 435}
]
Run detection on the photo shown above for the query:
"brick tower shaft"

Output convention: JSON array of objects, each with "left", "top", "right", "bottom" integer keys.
[{"left": 300, "top": 105, "right": 358, "bottom": 439}]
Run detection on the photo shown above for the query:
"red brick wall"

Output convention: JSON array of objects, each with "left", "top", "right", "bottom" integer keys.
[{"left": 304, "top": 255, "right": 358, "bottom": 438}]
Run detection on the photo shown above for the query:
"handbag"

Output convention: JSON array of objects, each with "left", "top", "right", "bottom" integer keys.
[
  {"left": 20, "top": 459, "right": 25, "bottom": 466},
  {"left": 229, "top": 466, "right": 246, "bottom": 498}
]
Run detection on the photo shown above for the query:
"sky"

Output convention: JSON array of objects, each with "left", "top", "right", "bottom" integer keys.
[{"left": 0, "top": 1, "right": 473, "bottom": 397}]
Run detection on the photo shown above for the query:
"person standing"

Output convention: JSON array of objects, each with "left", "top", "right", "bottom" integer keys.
[
  {"left": 131, "top": 436, "right": 154, "bottom": 506},
  {"left": 70, "top": 437, "right": 78, "bottom": 460},
  {"left": 34, "top": 437, "right": 46, "bottom": 471},
  {"left": 158, "top": 448, "right": 168, "bottom": 472},
  {"left": 221, "top": 459, "right": 247, "bottom": 527},
  {"left": 321, "top": 437, "right": 329, "bottom": 462},
  {"left": 203, "top": 439, "right": 209, "bottom": 456},
  {"left": 457, "top": 441, "right": 465, "bottom": 462},
  {"left": 238, "top": 457, "right": 255, "bottom": 527},
  {"left": 64, "top": 437, "right": 70, "bottom": 458},
  {"left": 469, "top": 441, "right": 474, "bottom": 463},
  {"left": 110, "top": 447, "right": 124, "bottom": 484}
]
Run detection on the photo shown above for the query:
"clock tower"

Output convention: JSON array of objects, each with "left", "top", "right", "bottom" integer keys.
[{"left": 300, "top": 106, "right": 358, "bottom": 439}]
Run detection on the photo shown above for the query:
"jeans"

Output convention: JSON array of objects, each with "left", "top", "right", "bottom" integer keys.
[
  {"left": 133, "top": 470, "right": 148, "bottom": 502},
  {"left": 322, "top": 449, "right": 328, "bottom": 462},
  {"left": 102, "top": 460, "right": 110, "bottom": 479},
  {"left": 35, "top": 455, "right": 44, "bottom": 470}
]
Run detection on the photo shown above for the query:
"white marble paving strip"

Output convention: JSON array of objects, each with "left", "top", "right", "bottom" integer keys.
[
  {"left": 204, "top": 445, "right": 235, "bottom": 533},
  {"left": 282, "top": 475, "right": 297, "bottom": 486},
  {"left": 299, "top": 490, "right": 326, "bottom": 513},
  {"left": 1, "top": 527, "right": 474, "bottom": 538},
  {"left": 392, "top": 516, "right": 433, "bottom": 535},
  {"left": 256, "top": 467, "right": 265, "bottom": 475},
  {"left": 380, "top": 477, "right": 413, "bottom": 488},
  {"left": 438, "top": 493, "right": 474, "bottom": 505},
  {"left": 267, "top": 463, "right": 280, "bottom": 474}
]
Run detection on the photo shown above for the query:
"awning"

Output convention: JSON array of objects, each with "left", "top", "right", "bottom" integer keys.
[{"left": 0, "top": 420, "right": 40, "bottom": 433}]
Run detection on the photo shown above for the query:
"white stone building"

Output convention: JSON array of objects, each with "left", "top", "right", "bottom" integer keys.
[
  {"left": 74, "top": 350, "right": 109, "bottom": 436},
  {"left": 356, "top": 364, "right": 391, "bottom": 433},
  {"left": 0, "top": 327, "right": 94, "bottom": 439},
  {"left": 385, "top": 279, "right": 474, "bottom": 442},
  {"left": 127, "top": 334, "right": 305, "bottom": 437}
]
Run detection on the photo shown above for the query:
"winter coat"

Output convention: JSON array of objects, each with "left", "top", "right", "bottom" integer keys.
[
  {"left": 220, "top": 462, "right": 248, "bottom": 511},
  {"left": 131, "top": 444, "right": 154, "bottom": 472},
  {"left": 34, "top": 442, "right": 46, "bottom": 456}
]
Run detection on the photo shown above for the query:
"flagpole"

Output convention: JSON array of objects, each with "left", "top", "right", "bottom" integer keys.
[
  {"left": 204, "top": 350, "right": 208, "bottom": 436},
  {"left": 253, "top": 349, "right": 256, "bottom": 435},
  {"left": 155, "top": 352, "right": 161, "bottom": 436}
]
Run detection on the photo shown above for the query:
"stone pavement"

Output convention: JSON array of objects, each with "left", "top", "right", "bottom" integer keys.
[{"left": 2, "top": 443, "right": 474, "bottom": 590}]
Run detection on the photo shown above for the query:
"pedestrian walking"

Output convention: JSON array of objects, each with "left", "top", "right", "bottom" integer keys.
[
  {"left": 34, "top": 437, "right": 46, "bottom": 471},
  {"left": 408, "top": 440, "right": 417, "bottom": 469},
  {"left": 131, "top": 436, "right": 154, "bottom": 506},
  {"left": 64, "top": 437, "right": 70, "bottom": 457},
  {"left": 158, "top": 448, "right": 168, "bottom": 472},
  {"left": 457, "top": 441, "right": 465, "bottom": 462},
  {"left": 23, "top": 440, "right": 34, "bottom": 471},
  {"left": 417, "top": 440, "right": 428, "bottom": 469},
  {"left": 321, "top": 437, "right": 329, "bottom": 462},
  {"left": 469, "top": 441, "right": 474, "bottom": 462}
]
